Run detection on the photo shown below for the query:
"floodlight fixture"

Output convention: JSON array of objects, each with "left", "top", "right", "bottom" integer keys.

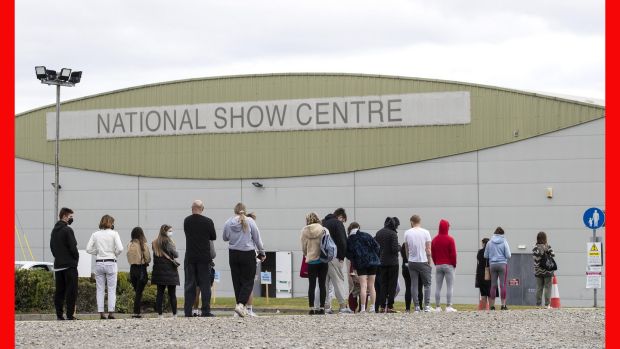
[
  {"left": 45, "top": 69, "right": 57, "bottom": 81},
  {"left": 69, "top": 71, "right": 82, "bottom": 84},
  {"left": 58, "top": 68, "right": 72, "bottom": 81},
  {"left": 252, "top": 182, "right": 264, "bottom": 188},
  {"left": 35, "top": 66, "right": 47, "bottom": 80}
]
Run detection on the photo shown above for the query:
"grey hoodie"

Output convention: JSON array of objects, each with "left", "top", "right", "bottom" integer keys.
[
  {"left": 222, "top": 216, "right": 265, "bottom": 254},
  {"left": 484, "top": 234, "right": 511, "bottom": 264}
]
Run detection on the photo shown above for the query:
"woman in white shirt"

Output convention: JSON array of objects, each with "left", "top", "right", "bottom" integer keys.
[{"left": 86, "top": 215, "right": 123, "bottom": 319}]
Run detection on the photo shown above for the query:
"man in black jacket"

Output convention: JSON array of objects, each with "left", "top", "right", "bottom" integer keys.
[
  {"left": 375, "top": 217, "right": 401, "bottom": 313},
  {"left": 183, "top": 200, "right": 217, "bottom": 317},
  {"left": 49, "top": 207, "right": 79, "bottom": 320},
  {"left": 321, "top": 208, "right": 352, "bottom": 313}
]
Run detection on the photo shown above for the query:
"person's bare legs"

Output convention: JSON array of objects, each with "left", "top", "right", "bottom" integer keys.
[
  {"left": 367, "top": 274, "right": 377, "bottom": 312},
  {"left": 358, "top": 275, "right": 368, "bottom": 312}
]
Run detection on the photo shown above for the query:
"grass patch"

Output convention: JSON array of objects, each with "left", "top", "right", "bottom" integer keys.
[{"left": 191, "top": 296, "right": 539, "bottom": 311}]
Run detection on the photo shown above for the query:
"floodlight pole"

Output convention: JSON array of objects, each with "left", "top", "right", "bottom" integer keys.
[{"left": 54, "top": 84, "right": 60, "bottom": 225}]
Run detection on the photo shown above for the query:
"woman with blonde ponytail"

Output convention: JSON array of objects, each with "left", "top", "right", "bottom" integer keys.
[{"left": 223, "top": 203, "right": 266, "bottom": 317}]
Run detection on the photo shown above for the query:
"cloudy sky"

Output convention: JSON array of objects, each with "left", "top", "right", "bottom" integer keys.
[{"left": 15, "top": 0, "right": 605, "bottom": 113}]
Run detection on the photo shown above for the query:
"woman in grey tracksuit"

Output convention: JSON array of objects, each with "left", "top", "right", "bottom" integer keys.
[{"left": 484, "top": 227, "right": 511, "bottom": 310}]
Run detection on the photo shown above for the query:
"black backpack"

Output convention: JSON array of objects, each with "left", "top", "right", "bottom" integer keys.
[{"left": 539, "top": 251, "right": 558, "bottom": 271}]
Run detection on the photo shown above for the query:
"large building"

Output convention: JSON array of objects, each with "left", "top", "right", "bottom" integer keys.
[{"left": 15, "top": 73, "right": 605, "bottom": 306}]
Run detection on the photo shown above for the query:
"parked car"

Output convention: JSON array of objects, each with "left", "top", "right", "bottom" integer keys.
[{"left": 15, "top": 261, "right": 54, "bottom": 272}]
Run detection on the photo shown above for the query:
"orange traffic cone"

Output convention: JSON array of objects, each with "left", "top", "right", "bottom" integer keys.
[{"left": 550, "top": 275, "right": 561, "bottom": 309}]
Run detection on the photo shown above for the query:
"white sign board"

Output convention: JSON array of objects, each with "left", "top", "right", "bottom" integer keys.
[
  {"left": 77, "top": 250, "right": 92, "bottom": 277},
  {"left": 46, "top": 91, "right": 471, "bottom": 140},
  {"left": 213, "top": 270, "right": 220, "bottom": 283},
  {"left": 587, "top": 242, "right": 602, "bottom": 266},
  {"left": 260, "top": 271, "right": 272, "bottom": 285},
  {"left": 586, "top": 266, "right": 602, "bottom": 289}
]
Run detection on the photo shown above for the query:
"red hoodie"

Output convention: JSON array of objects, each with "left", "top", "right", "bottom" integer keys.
[{"left": 431, "top": 219, "right": 457, "bottom": 268}]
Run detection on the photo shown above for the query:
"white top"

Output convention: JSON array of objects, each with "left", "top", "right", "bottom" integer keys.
[
  {"left": 404, "top": 226, "right": 432, "bottom": 263},
  {"left": 86, "top": 229, "right": 124, "bottom": 260}
]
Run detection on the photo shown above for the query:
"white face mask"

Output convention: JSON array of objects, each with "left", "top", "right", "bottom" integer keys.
[{"left": 167, "top": 231, "right": 173, "bottom": 237}]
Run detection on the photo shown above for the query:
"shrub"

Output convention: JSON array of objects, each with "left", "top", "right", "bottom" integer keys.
[
  {"left": 15, "top": 269, "right": 54, "bottom": 312},
  {"left": 14, "top": 270, "right": 172, "bottom": 314}
]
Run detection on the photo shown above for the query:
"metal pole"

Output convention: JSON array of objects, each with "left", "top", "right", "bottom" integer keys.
[
  {"left": 55, "top": 85, "right": 60, "bottom": 223},
  {"left": 593, "top": 228, "right": 597, "bottom": 308}
]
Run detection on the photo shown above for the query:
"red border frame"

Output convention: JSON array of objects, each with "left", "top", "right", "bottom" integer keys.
[
  {"left": 4, "top": 1, "right": 612, "bottom": 347},
  {"left": 606, "top": 0, "right": 616, "bottom": 347},
  {"left": 2, "top": 0, "right": 15, "bottom": 346}
]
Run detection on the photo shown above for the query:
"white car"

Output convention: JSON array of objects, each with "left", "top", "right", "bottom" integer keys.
[{"left": 15, "top": 261, "right": 55, "bottom": 272}]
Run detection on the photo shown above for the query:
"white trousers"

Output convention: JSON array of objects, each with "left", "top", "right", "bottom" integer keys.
[{"left": 95, "top": 262, "right": 118, "bottom": 312}]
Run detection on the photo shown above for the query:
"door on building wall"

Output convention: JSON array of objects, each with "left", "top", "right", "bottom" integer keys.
[{"left": 505, "top": 253, "right": 537, "bottom": 306}]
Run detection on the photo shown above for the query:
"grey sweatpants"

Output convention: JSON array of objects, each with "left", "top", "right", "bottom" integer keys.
[
  {"left": 408, "top": 262, "right": 432, "bottom": 308},
  {"left": 490, "top": 263, "right": 508, "bottom": 301},
  {"left": 435, "top": 264, "right": 455, "bottom": 306}
]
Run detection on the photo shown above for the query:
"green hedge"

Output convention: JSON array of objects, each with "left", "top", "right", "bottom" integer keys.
[{"left": 15, "top": 270, "right": 170, "bottom": 313}]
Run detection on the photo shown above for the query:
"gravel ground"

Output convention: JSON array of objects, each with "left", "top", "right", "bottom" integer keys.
[{"left": 16, "top": 308, "right": 604, "bottom": 348}]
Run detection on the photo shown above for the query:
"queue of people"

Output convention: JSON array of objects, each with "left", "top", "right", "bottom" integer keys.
[{"left": 48, "top": 202, "right": 555, "bottom": 320}]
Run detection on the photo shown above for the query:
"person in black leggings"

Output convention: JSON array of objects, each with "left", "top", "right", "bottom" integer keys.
[
  {"left": 400, "top": 243, "right": 423, "bottom": 312},
  {"left": 301, "top": 212, "right": 328, "bottom": 315}
]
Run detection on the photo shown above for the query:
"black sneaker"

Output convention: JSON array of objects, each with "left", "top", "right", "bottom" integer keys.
[
  {"left": 66, "top": 317, "right": 79, "bottom": 320},
  {"left": 490, "top": 306, "right": 496, "bottom": 310},
  {"left": 107, "top": 314, "right": 116, "bottom": 319},
  {"left": 100, "top": 315, "right": 107, "bottom": 320},
  {"left": 501, "top": 305, "right": 509, "bottom": 310},
  {"left": 131, "top": 315, "right": 142, "bottom": 319},
  {"left": 201, "top": 312, "right": 216, "bottom": 317},
  {"left": 317, "top": 308, "right": 325, "bottom": 315},
  {"left": 56, "top": 316, "right": 65, "bottom": 321},
  {"left": 308, "top": 309, "right": 315, "bottom": 315}
]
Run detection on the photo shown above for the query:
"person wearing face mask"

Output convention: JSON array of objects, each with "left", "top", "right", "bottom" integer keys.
[
  {"left": 151, "top": 224, "right": 180, "bottom": 318},
  {"left": 50, "top": 207, "right": 79, "bottom": 320},
  {"left": 86, "top": 215, "right": 124, "bottom": 319}
]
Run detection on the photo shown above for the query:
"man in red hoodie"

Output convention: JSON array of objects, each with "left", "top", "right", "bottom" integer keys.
[{"left": 431, "top": 219, "right": 457, "bottom": 312}]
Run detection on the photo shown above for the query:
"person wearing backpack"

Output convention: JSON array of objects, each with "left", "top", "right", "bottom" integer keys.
[
  {"left": 301, "top": 212, "right": 329, "bottom": 315},
  {"left": 346, "top": 222, "right": 380, "bottom": 313},
  {"left": 532, "top": 231, "right": 555, "bottom": 309}
]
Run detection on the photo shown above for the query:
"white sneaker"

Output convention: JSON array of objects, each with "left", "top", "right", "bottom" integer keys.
[
  {"left": 546, "top": 305, "right": 552, "bottom": 309},
  {"left": 435, "top": 307, "right": 442, "bottom": 312},
  {"left": 339, "top": 307, "right": 353, "bottom": 314},
  {"left": 446, "top": 306, "right": 457, "bottom": 312},
  {"left": 157, "top": 314, "right": 163, "bottom": 319},
  {"left": 424, "top": 306, "right": 433, "bottom": 312},
  {"left": 414, "top": 306, "right": 421, "bottom": 313},
  {"left": 234, "top": 303, "right": 247, "bottom": 318},
  {"left": 248, "top": 309, "right": 259, "bottom": 317},
  {"left": 172, "top": 314, "right": 177, "bottom": 318},
  {"left": 358, "top": 309, "right": 366, "bottom": 314},
  {"left": 324, "top": 308, "right": 334, "bottom": 314},
  {"left": 233, "top": 312, "right": 239, "bottom": 318},
  {"left": 367, "top": 305, "right": 375, "bottom": 313}
]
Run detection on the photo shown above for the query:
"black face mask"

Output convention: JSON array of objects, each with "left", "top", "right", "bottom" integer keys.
[{"left": 67, "top": 218, "right": 74, "bottom": 225}]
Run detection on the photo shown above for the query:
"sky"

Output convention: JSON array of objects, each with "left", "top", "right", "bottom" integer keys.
[{"left": 15, "top": 0, "right": 605, "bottom": 114}]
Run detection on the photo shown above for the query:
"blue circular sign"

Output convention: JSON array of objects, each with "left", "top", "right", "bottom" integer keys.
[{"left": 583, "top": 207, "right": 605, "bottom": 229}]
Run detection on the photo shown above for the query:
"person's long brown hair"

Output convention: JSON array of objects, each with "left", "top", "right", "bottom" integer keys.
[{"left": 152, "top": 224, "right": 173, "bottom": 257}]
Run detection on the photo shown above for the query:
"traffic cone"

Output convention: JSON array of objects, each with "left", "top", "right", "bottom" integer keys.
[{"left": 550, "top": 275, "right": 561, "bottom": 309}]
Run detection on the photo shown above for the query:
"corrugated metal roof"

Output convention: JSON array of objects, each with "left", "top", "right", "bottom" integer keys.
[{"left": 15, "top": 73, "right": 604, "bottom": 179}]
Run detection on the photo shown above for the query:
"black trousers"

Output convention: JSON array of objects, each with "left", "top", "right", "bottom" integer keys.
[
  {"left": 54, "top": 267, "right": 78, "bottom": 319},
  {"left": 307, "top": 263, "right": 328, "bottom": 308},
  {"left": 129, "top": 264, "right": 148, "bottom": 314},
  {"left": 402, "top": 264, "right": 423, "bottom": 311},
  {"left": 184, "top": 260, "right": 213, "bottom": 316},
  {"left": 156, "top": 284, "right": 177, "bottom": 315},
  {"left": 377, "top": 265, "right": 399, "bottom": 309},
  {"left": 229, "top": 250, "right": 257, "bottom": 305}
]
